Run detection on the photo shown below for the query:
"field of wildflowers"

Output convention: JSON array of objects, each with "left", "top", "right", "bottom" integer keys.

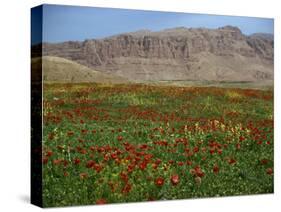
[{"left": 42, "top": 83, "right": 273, "bottom": 207}]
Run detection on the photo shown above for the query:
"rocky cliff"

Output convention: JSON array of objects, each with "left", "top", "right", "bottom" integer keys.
[{"left": 33, "top": 26, "right": 274, "bottom": 82}]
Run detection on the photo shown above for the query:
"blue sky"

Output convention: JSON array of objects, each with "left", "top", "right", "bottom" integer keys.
[{"left": 31, "top": 4, "right": 274, "bottom": 44}]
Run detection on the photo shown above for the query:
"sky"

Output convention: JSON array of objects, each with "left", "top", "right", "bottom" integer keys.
[{"left": 31, "top": 4, "right": 274, "bottom": 44}]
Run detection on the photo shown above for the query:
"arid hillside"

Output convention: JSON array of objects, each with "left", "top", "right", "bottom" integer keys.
[
  {"left": 32, "top": 56, "right": 128, "bottom": 83},
  {"left": 32, "top": 26, "right": 274, "bottom": 83}
]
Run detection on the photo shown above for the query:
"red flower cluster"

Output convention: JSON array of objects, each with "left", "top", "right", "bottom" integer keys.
[
  {"left": 155, "top": 177, "right": 165, "bottom": 187},
  {"left": 170, "top": 175, "right": 180, "bottom": 186},
  {"left": 190, "top": 166, "right": 205, "bottom": 178}
]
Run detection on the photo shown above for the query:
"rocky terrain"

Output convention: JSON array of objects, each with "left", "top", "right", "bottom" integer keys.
[{"left": 32, "top": 25, "right": 274, "bottom": 83}]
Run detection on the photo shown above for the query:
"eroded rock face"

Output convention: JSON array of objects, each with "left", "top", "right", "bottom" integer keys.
[
  {"left": 33, "top": 26, "right": 274, "bottom": 82},
  {"left": 246, "top": 35, "right": 274, "bottom": 60}
]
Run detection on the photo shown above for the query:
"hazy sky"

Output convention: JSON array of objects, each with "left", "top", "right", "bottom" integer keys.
[{"left": 31, "top": 4, "right": 274, "bottom": 44}]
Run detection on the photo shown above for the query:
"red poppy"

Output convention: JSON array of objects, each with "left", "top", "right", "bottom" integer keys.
[
  {"left": 53, "top": 159, "right": 61, "bottom": 165},
  {"left": 191, "top": 166, "right": 205, "bottom": 178},
  {"left": 196, "top": 170, "right": 205, "bottom": 178},
  {"left": 185, "top": 148, "right": 190, "bottom": 153},
  {"left": 81, "top": 129, "right": 88, "bottom": 134},
  {"left": 209, "top": 148, "right": 215, "bottom": 155},
  {"left": 117, "top": 135, "right": 123, "bottom": 141},
  {"left": 122, "top": 183, "right": 132, "bottom": 194},
  {"left": 103, "top": 154, "right": 110, "bottom": 161},
  {"left": 148, "top": 196, "right": 156, "bottom": 201},
  {"left": 96, "top": 198, "right": 107, "bottom": 205},
  {"left": 127, "top": 164, "right": 135, "bottom": 173},
  {"left": 63, "top": 160, "right": 68, "bottom": 167},
  {"left": 155, "top": 158, "right": 162, "bottom": 165},
  {"left": 177, "top": 161, "right": 184, "bottom": 166},
  {"left": 43, "top": 157, "right": 48, "bottom": 164},
  {"left": 46, "top": 150, "right": 53, "bottom": 157},
  {"left": 155, "top": 177, "right": 165, "bottom": 187},
  {"left": 79, "top": 172, "right": 88, "bottom": 180},
  {"left": 110, "top": 152, "right": 118, "bottom": 159},
  {"left": 139, "top": 161, "right": 147, "bottom": 170},
  {"left": 152, "top": 163, "right": 158, "bottom": 169},
  {"left": 193, "top": 146, "right": 199, "bottom": 153},
  {"left": 266, "top": 168, "right": 273, "bottom": 175},
  {"left": 67, "top": 131, "right": 74, "bottom": 136},
  {"left": 120, "top": 171, "right": 129, "bottom": 182},
  {"left": 260, "top": 159, "right": 269, "bottom": 165},
  {"left": 186, "top": 160, "right": 192, "bottom": 166},
  {"left": 140, "top": 144, "right": 148, "bottom": 150},
  {"left": 236, "top": 143, "right": 241, "bottom": 150},
  {"left": 108, "top": 181, "right": 116, "bottom": 192},
  {"left": 86, "top": 160, "right": 95, "bottom": 168},
  {"left": 93, "top": 164, "right": 103, "bottom": 173},
  {"left": 217, "top": 149, "right": 223, "bottom": 154},
  {"left": 213, "top": 165, "right": 219, "bottom": 174},
  {"left": 80, "top": 149, "right": 87, "bottom": 154},
  {"left": 239, "top": 136, "right": 245, "bottom": 142},
  {"left": 144, "top": 154, "right": 153, "bottom": 161},
  {"left": 170, "top": 175, "right": 180, "bottom": 186},
  {"left": 228, "top": 158, "right": 236, "bottom": 165},
  {"left": 73, "top": 158, "right": 81, "bottom": 165}
]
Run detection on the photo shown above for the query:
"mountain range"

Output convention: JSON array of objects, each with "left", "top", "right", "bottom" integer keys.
[{"left": 31, "top": 25, "right": 274, "bottom": 84}]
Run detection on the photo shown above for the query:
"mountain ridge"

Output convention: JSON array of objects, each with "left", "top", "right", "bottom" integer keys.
[{"left": 32, "top": 25, "right": 274, "bottom": 83}]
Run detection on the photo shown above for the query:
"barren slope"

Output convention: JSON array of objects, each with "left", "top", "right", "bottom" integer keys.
[{"left": 32, "top": 56, "right": 128, "bottom": 83}]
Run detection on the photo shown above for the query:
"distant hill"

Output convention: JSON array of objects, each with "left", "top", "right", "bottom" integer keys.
[
  {"left": 32, "top": 26, "right": 274, "bottom": 83},
  {"left": 32, "top": 56, "right": 128, "bottom": 83}
]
